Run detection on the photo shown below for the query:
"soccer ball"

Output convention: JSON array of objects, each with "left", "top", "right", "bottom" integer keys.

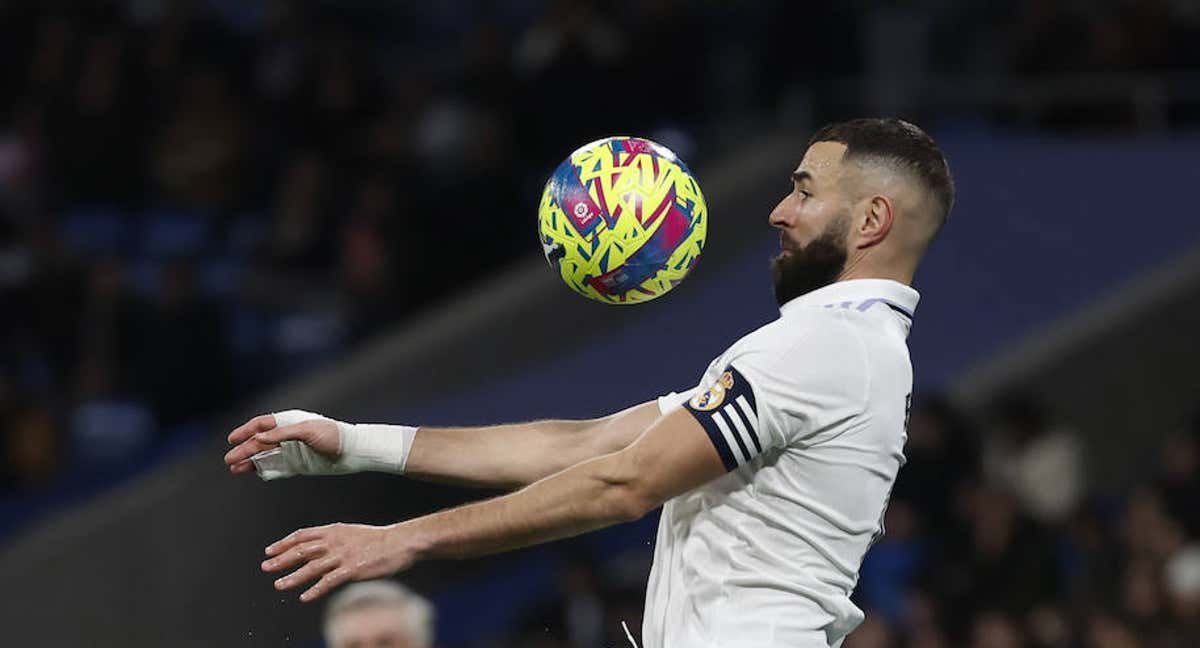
[{"left": 537, "top": 136, "right": 707, "bottom": 304}]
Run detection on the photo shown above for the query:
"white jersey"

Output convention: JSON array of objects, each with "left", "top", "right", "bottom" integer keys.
[{"left": 642, "top": 279, "right": 919, "bottom": 648}]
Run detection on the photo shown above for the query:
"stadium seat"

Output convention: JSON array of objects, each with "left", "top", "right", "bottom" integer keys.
[
  {"left": 69, "top": 399, "right": 155, "bottom": 471},
  {"left": 140, "top": 208, "right": 213, "bottom": 258},
  {"left": 59, "top": 206, "right": 133, "bottom": 258}
]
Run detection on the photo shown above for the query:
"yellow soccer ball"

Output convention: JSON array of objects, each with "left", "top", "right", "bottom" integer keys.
[{"left": 537, "top": 136, "right": 707, "bottom": 304}]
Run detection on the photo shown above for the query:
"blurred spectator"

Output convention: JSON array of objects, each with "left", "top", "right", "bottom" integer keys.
[
  {"left": 1120, "top": 557, "right": 1166, "bottom": 634},
  {"left": 842, "top": 616, "right": 892, "bottom": 648},
  {"left": 77, "top": 258, "right": 143, "bottom": 394},
  {"left": 857, "top": 500, "right": 925, "bottom": 623},
  {"left": 969, "top": 611, "right": 1025, "bottom": 648},
  {"left": 557, "top": 556, "right": 605, "bottom": 648},
  {"left": 1156, "top": 424, "right": 1200, "bottom": 537},
  {"left": 513, "top": 0, "right": 627, "bottom": 167},
  {"left": 893, "top": 394, "right": 980, "bottom": 534},
  {"left": 150, "top": 67, "right": 247, "bottom": 209},
  {"left": 602, "top": 587, "right": 644, "bottom": 648},
  {"left": 903, "top": 591, "right": 951, "bottom": 648},
  {"left": 68, "top": 371, "right": 153, "bottom": 471},
  {"left": 931, "top": 484, "right": 1059, "bottom": 629},
  {"left": 267, "top": 151, "right": 333, "bottom": 272},
  {"left": 322, "top": 579, "right": 435, "bottom": 648},
  {"left": 338, "top": 176, "right": 407, "bottom": 342},
  {"left": 1163, "top": 544, "right": 1200, "bottom": 641},
  {"left": 17, "top": 223, "right": 85, "bottom": 388},
  {"left": 55, "top": 26, "right": 143, "bottom": 206},
  {"left": 520, "top": 554, "right": 606, "bottom": 648},
  {"left": 1025, "top": 604, "right": 1070, "bottom": 648},
  {"left": 1085, "top": 613, "right": 1143, "bottom": 648},
  {"left": 0, "top": 101, "right": 46, "bottom": 219},
  {"left": 1121, "top": 486, "right": 1186, "bottom": 563},
  {"left": 1, "top": 402, "right": 61, "bottom": 491},
  {"left": 984, "top": 394, "right": 1084, "bottom": 524},
  {"left": 135, "top": 259, "right": 233, "bottom": 427}
]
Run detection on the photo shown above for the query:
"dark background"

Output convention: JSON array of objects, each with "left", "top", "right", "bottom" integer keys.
[{"left": 0, "top": 1, "right": 1198, "bottom": 646}]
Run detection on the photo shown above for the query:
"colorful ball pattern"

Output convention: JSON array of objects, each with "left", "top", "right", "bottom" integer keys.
[{"left": 537, "top": 136, "right": 707, "bottom": 304}]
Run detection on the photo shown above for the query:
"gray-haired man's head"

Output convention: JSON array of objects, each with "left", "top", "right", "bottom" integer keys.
[{"left": 323, "top": 580, "right": 434, "bottom": 648}]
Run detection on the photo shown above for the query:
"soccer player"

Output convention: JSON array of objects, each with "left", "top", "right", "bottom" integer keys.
[{"left": 223, "top": 118, "right": 954, "bottom": 648}]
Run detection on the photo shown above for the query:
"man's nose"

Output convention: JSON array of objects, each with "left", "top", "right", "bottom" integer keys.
[{"left": 768, "top": 199, "right": 791, "bottom": 228}]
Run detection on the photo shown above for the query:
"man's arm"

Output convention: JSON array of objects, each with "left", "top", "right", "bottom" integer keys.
[
  {"left": 223, "top": 401, "right": 662, "bottom": 490},
  {"left": 405, "top": 401, "right": 662, "bottom": 489},
  {"left": 260, "top": 407, "right": 726, "bottom": 602}
]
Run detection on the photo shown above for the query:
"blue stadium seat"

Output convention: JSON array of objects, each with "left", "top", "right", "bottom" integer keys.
[
  {"left": 224, "top": 211, "right": 268, "bottom": 258},
  {"left": 272, "top": 310, "right": 345, "bottom": 371},
  {"left": 199, "top": 256, "right": 246, "bottom": 298},
  {"left": 69, "top": 399, "right": 155, "bottom": 471},
  {"left": 59, "top": 206, "right": 132, "bottom": 258},
  {"left": 141, "top": 208, "right": 213, "bottom": 258},
  {"left": 127, "top": 258, "right": 164, "bottom": 297}
]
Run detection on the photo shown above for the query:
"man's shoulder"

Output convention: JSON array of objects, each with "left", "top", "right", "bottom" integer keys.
[
  {"left": 736, "top": 305, "right": 859, "bottom": 353},
  {"left": 722, "top": 308, "right": 866, "bottom": 381}
]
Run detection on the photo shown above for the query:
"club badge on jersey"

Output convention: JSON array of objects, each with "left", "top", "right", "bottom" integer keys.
[
  {"left": 684, "top": 365, "right": 764, "bottom": 472},
  {"left": 689, "top": 370, "right": 735, "bottom": 411}
]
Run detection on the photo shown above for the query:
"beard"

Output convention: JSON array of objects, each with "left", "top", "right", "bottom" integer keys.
[{"left": 771, "top": 214, "right": 850, "bottom": 306}]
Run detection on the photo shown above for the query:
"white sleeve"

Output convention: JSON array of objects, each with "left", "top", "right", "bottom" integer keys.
[
  {"left": 657, "top": 389, "right": 698, "bottom": 415},
  {"left": 681, "top": 329, "right": 865, "bottom": 471}
]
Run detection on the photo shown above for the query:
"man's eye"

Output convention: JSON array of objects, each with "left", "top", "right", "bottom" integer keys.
[{"left": 797, "top": 190, "right": 811, "bottom": 198}]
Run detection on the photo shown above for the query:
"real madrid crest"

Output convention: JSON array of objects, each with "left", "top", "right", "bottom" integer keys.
[{"left": 690, "top": 370, "right": 736, "bottom": 412}]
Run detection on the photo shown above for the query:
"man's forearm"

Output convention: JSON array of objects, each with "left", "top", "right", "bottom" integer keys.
[
  {"left": 403, "top": 450, "right": 648, "bottom": 561},
  {"left": 403, "top": 420, "right": 593, "bottom": 489},
  {"left": 402, "top": 401, "right": 660, "bottom": 490}
]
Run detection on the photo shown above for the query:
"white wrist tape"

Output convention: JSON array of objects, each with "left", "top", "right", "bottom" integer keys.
[{"left": 250, "top": 409, "right": 417, "bottom": 481}]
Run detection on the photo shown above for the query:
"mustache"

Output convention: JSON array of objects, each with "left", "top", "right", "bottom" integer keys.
[{"left": 779, "top": 232, "right": 800, "bottom": 252}]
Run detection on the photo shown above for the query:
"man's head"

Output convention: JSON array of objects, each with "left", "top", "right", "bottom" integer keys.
[
  {"left": 770, "top": 118, "right": 954, "bottom": 305},
  {"left": 323, "top": 580, "right": 434, "bottom": 648}
]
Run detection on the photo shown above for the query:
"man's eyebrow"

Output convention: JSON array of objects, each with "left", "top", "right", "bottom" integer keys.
[{"left": 791, "top": 170, "right": 813, "bottom": 184}]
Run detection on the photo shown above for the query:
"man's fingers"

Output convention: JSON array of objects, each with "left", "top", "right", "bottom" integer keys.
[
  {"left": 262, "top": 541, "right": 327, "bottom": 573},
  {"left": 223, "top": 422, "right": 314, "bottom": 467},
  {"left": 300, "top": 567, "right": 352, "bottom": 603},
  {"left": 227, "top": 414, "right": 277, "bottom": 444},
  {"left": 274, "top": 557, "right": 338, "bottom": 592},
  {"left": 222, "top": 437, "right": 273, "bottom": 467},
  {"left": 225, "top": 441, "right": 264, "bottom": 465},
  {"left": 266, "top": 527, "right": 319, "bottom": 557},
  {"left": 253, "top": 421, "right": 320, "bottom": 448}
]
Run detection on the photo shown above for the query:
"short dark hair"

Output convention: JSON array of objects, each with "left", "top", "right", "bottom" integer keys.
[{"left": 808, "top": 118, "right": 955, "bottom": 227}]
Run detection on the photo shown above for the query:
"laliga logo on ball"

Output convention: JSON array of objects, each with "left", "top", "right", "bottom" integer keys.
[
  {"left": 537, "top": 136, "right": 708, "bottom": 305},
  {"left": 573, "top": 202, "right": 593, "bottom": 224}
]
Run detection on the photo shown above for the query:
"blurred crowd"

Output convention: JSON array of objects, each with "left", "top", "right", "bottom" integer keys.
[
  {"left": 843, "top": 396, "right": 1200, "bottom": 648},
  {"left": 2, "top": 0, "right": 1199, "bottom": 503},
  {"left": 0, "top": 0, "right": 713, "bottom": 501},
  {"left": 499, "top": 396, "right": 1200, "bottom": 648},
  {"left": 0, "top": 2, "right": 1197, "bottom": 644}
]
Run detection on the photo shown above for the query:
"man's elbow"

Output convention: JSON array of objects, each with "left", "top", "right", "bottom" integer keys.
[{"left": 602, "top": 483, "right": 658, "bottom": 523}]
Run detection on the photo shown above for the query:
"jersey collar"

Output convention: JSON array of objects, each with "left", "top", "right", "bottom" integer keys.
[{"left": 779, "top": 278, "right": 920, "bottom": 322}]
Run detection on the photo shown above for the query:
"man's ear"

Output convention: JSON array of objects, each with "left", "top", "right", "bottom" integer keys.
[{"left": 857, "top": 195, "right": 894, "bottom": 249}]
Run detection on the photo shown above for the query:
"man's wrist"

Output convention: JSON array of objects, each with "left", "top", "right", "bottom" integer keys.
[
  {"left": 338, "top": 422, "right": 418, "bottom": 474},
  {"left": 388, "top": 519, "right": 439, "bottom": 564}
]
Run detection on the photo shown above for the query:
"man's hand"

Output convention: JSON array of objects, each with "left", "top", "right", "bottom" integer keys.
[
  {"left": 262, "top": 522, "right": 420, "bottom": 602},
  {"left": 256, "top": 407, "right": 726, "bottom": 603},
  {"left": 223, "top": 413, "right": 340, "bottom": 476}
]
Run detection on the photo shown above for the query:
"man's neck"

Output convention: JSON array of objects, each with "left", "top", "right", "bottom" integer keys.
[{"left": 837, "top": 264, "right": 914, "bottom": 286}]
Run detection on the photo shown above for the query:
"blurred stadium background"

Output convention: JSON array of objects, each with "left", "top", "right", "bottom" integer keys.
[{"left": 0, "top": 0, "right": 1198, "bottom": 646}]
